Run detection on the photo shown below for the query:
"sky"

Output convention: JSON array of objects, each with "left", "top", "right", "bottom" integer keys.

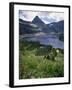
[{"left": 19, "top": 10, "right": 64, "bottom": 24}]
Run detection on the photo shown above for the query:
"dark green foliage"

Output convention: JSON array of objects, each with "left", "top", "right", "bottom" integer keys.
[
  {"left": 46, "top": 53, "right": 55, "bottom": 61},
  {"left": 46, "top": 45, "right": 52, "bottom": 51},
  {"left": 44, "top": 48, "right": 57, "bottom": 61},
  {"left": 59, "top": 34, "right": 64, "bottom": 42},
  {"left": 60, "top": 49, "right": 64, "bottom": 54},
  {"left": 35, "top": 45, "right": 52, "bottom": 56}
]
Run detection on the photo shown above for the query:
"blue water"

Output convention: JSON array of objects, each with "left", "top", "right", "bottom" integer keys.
[{"left": 23, "top": 34, "right": 64, "bottom": 49}]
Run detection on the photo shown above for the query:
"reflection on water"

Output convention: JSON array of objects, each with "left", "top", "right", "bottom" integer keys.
[{"left": 22, "top": 34, "right": 64, "bottom": 49}]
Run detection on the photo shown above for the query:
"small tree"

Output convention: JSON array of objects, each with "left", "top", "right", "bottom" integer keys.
[
  {"left": 46, "top": 45, "right": 52, "bottom": 52},
  {"left": 44, "top": 48, "right": 57, "bottom": 61},
  {"left": 47, "top": 53, "right": 55, "bottom": 60}
]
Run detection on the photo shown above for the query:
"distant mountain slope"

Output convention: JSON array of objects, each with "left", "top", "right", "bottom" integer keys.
[
  {"left": 41, "top": 20, "right": 64, "bottom": 34},
  {"left": 46, "top": 20, "right": 64, "bottom": 34},
  {"left": 19, "top": 17, "right": 64, "bottom": 35},
  {"left": 19, "top": 19, "right": 41, "bottom": 35},
  {"left": 32, "top": 16, "right": 45, "bottom": 28}
]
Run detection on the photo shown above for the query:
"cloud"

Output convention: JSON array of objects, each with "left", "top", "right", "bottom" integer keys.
[
  {"left": 40, "top": 17, "right": 57, "bottom": 24},
  {"left": 38, "top": 12, "right": 64, "bottom": 24},
  {"left": 48, "top": 13, "right": 64, "bottom": 21},
  {"left": 19, "top": 10, "right": 64, "bottom": 24},
  {"left": 19, "top": 10, "right": 38, "bottom": 21}
]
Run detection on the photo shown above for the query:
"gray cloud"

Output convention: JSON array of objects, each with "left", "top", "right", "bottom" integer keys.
[{"left": 19, "top": 10, "right": 64, "bottom": 24}]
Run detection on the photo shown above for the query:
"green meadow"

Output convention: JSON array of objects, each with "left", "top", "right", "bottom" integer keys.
[{"left": 19, "top": 39, "right": 64, "bottom": 79}]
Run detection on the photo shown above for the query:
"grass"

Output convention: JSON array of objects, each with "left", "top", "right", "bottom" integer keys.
[{"left": 19, "top": 39, "right": 64, "bottom": 79}]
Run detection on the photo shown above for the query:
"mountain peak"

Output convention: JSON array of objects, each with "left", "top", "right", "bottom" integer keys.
[
  {"left": 34, "top": 16, "right": 40, "bottom": 19},
  {"left": 32, "top": 16, "right": 41, "bottom": 21},
  {"left": 32, "top": 16, "right": 45, "bottom": 27},
  {"left": 35, "top": 16, "right": 39, "bottom": 18}
]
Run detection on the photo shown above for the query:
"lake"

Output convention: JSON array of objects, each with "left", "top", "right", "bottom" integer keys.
[{"left": 20, "top": 33, "right": 64, "bottom": 49}]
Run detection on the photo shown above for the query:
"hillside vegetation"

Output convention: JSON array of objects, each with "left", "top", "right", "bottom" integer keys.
[{"left": 19, "top": 39, "right": 64, "bottom": 79}]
